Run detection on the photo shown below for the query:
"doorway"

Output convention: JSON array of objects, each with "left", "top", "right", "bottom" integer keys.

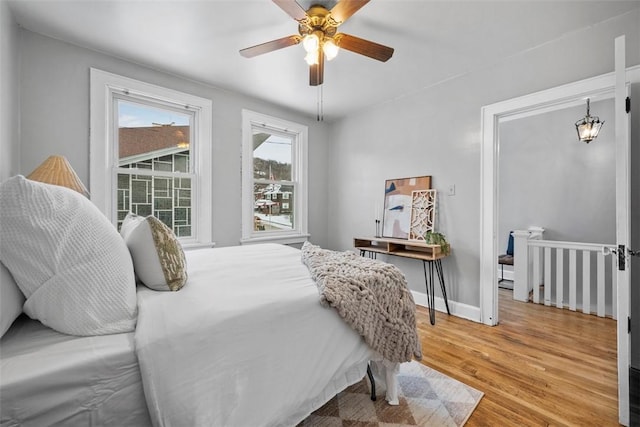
[
  {"left": 480, "top": 44, "right": 637, "bottom": 424},
  {"left": 479, "top": 73, "right": 617, "bottom": 327},
  {"left": 497, "top": 98, "right": 617, "bottom": 306}
]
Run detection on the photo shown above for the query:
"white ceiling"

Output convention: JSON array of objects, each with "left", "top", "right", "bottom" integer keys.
[{"left": 8, "top": 0, "right": 639, "bottom": 121}]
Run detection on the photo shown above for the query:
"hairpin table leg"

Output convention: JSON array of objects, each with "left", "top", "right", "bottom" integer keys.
[
  {"left": 435, "top": 259, "right": 451, "bottom": 315},
  {"left": 422, "top": 260, "right": 436, "bottom": 325},
  {"left": 422, "top": 259, "right": 450, "bottom": 324}
]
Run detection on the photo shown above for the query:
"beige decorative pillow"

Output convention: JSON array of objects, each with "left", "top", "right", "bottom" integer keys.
[{"left": 121, "top": 213, "right": 187, "bottom": 291}]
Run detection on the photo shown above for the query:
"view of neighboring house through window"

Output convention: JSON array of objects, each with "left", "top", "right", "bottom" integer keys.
[
  {"left": 116, "top": 100, "right": 194, "bottom": 237},
  {"left": 253, "top": 132, "right": 294, "bottom": 232},
  {"left": 242, "top": 110, "right": 308, "bottom": 244}
]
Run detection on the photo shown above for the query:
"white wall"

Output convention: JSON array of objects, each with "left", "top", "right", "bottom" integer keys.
[
  {"left": 17, "top": 30, "right": 330, "bottom": 248},
  {"left": 11, "top": 6, "right": 640, "bottom": 310},
  {"left": 499, "top": 98, "right": 616, "bottom": 247},
  {"left": 0, "top": 1, "right": 20, "bottom": 181},
  {"left": 326, "top": 9, "right": 640, "bottom": 308}
]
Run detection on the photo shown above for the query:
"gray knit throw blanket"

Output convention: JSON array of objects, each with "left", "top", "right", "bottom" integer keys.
[{"left": 301, "top": 242, "right": 422, "bottom": 363}]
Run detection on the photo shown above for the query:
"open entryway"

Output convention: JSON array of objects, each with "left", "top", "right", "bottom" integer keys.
[
  {"left": 497, "top": 97, "right": 617, "bottom": 315},
  {"left": 480, "top": 36, "right": 636, "bottom": 425}
]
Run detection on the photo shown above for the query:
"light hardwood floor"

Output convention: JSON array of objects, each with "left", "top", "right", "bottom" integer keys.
[{"left": 415, "top": 288, "right": 619, "bottom": 426}]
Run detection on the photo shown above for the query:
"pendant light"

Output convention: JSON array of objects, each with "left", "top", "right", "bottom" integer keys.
[{"left": 575, "top": 98, "right": 604, "bottom": 143}]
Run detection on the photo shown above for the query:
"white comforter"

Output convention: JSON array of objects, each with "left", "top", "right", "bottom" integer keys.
[{"left": 135, "top": 243, "right": 375, "bottom": 427}]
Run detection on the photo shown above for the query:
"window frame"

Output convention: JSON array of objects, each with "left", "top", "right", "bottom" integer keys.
[
  {"left": 241, "top": 109, "right": 308, "bottom": 244},
  {"left": 90, "top": 68, "right": 213, "bottom": 247}
]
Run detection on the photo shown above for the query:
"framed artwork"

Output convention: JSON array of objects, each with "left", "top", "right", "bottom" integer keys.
[
  {"left": 408, "top": 189, "right": 437, "bottom": 241},
  {"left": 382, "top": 175, "right": 432, "bottom": 239}
]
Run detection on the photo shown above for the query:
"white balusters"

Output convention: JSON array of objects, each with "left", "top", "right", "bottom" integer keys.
[
  {"left": 532, "top": 246, "right": 541, "bottom": 304},
  {"left": 569, "top": 250, "right": 577, "bottom": 311},
  {"left": 511, "top": 232, "right": 617, "bottom": 318},
  {"left": 556, "top": 249, "right": 564, "bottom": 309},
  {"left": 544, "top": 247, "right": 552, "bottom": 306},
  {"left": 582, "top": 251, "right": 591, "bottom": 315},
  {"left": 597, "top": 253, "right": 605, "bottom": 317}
]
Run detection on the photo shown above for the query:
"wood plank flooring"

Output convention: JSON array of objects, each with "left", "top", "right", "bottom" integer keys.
[{"left": 415, "top": 288, "right": 619, "bottom": 426}]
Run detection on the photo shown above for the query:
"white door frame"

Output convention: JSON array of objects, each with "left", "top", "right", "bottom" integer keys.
[
  {"left": 615, "top": 35, "right": 630, "bottom": 426},
  {"left": 479, "top": 40, "right": 637, "bottom": 425},
  {"left": 480, "top": 72, "right": 617, "bottom": 325}
]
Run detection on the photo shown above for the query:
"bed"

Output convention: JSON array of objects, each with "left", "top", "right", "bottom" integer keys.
[
  {"left": 0, "top": 314, "right": 150, "bottom": 426},
  {"left": 0, "top": 175, "right": 421, "bottom": 426}
]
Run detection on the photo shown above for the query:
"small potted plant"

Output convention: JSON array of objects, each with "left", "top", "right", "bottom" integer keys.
[{"left": 424, "top": 231, "right": 450, "bottom": 256}]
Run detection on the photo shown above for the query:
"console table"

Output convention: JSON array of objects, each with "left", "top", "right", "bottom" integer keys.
[{"left": 354, "top": 237, "right": 451, "bottom": 325}]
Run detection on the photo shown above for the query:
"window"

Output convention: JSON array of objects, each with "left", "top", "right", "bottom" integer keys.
[
  {"left": 241, "top": 110, "right": 308, "bottom": 244},
  {"left": 115, "top": 99, "right": 193, "bottom": 237},
  {"left": 90, "top": 69, "right": 212, "bottom": 247}
]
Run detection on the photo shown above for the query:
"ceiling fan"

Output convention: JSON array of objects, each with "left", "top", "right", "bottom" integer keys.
[{"left": 239, "top": 0, "right": 394, "bottom": 86}]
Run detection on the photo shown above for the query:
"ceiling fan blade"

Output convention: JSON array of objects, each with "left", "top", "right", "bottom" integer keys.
[
  {"left": 272, "top": 0, "right": 308, "bottom": 22},
  {"left": 310, "top": 51, "right": 324, "bottom": 86},
  {"left": 240, "top": 35, "right": 301, "bottom": 58},
  {"left": 330, "top": 0, "right": 370, "bottom": 24},
  {"left": 335, "top": 33, "right": 394, "bottom": 62}
]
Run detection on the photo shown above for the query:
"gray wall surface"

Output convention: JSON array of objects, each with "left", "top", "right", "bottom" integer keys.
[
  {"left": 326, "top": 9, "right": 640, "bottom": 308},
  {"left": 498, "top": 98, "right": 616, "bottom": 247},
  {"left": 17, "top": 30, "right": 330, "bottom": 249},
  {"left": 6, "top": 5, "right": 640, "bottom": 312},
  {"left": 0, "top": 2, "right": 20, "bottom": 181}
]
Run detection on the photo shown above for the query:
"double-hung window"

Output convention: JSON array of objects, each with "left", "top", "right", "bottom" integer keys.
[
  {"left": 241, "top": 110, "right": 308, "bottom": 244},
  {"left": 90, "top": 69, "right": 212, "bottom": 247}
]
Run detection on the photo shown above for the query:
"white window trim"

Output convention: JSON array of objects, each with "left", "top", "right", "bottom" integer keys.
[
  {"left": 241, "top": 109, "right": 309, "bottom": 245},
  {"left": 89, "top": 68, "right": 213, "bottom": 247}
]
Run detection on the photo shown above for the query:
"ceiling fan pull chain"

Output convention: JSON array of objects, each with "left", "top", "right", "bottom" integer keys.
[
  {"left": 317, "top": 84, "right": 324, "bottom": 122},
  {"left": 320, "top": 84, "right": 324, "bottom": 122}
]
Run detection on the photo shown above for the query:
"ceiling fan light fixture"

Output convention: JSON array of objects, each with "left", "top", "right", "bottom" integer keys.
[
  {"left": 302, "top": 34, "right": 319, "bottom": 53},
  {"left": 323, "top": 38, "right": 339, "bottom": 60},
  {"left": 575, "top": 98, "right": 604, "bottom": 143},
  {"left": 304, "top": 50, "right": 319, "bottom": 65}
]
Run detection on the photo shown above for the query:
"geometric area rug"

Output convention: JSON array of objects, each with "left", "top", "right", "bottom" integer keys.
[{"left": 299, "top": 361, "right": 484, "bottom": 426}]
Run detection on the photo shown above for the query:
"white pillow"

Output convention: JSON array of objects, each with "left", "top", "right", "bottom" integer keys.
[
  {"left": 0, "top": 175, "right": 137, "bottom": 336},
  {"left": 121, "top": 212, "right": 187, "bottom": 292},
  {"left": 0, "top": 261, "right": 24, "bottom": 338}
]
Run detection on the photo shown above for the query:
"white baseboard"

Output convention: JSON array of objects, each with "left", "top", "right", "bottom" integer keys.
[{"left": 411, "top": 290, "right": 481, "bottom": 323}]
